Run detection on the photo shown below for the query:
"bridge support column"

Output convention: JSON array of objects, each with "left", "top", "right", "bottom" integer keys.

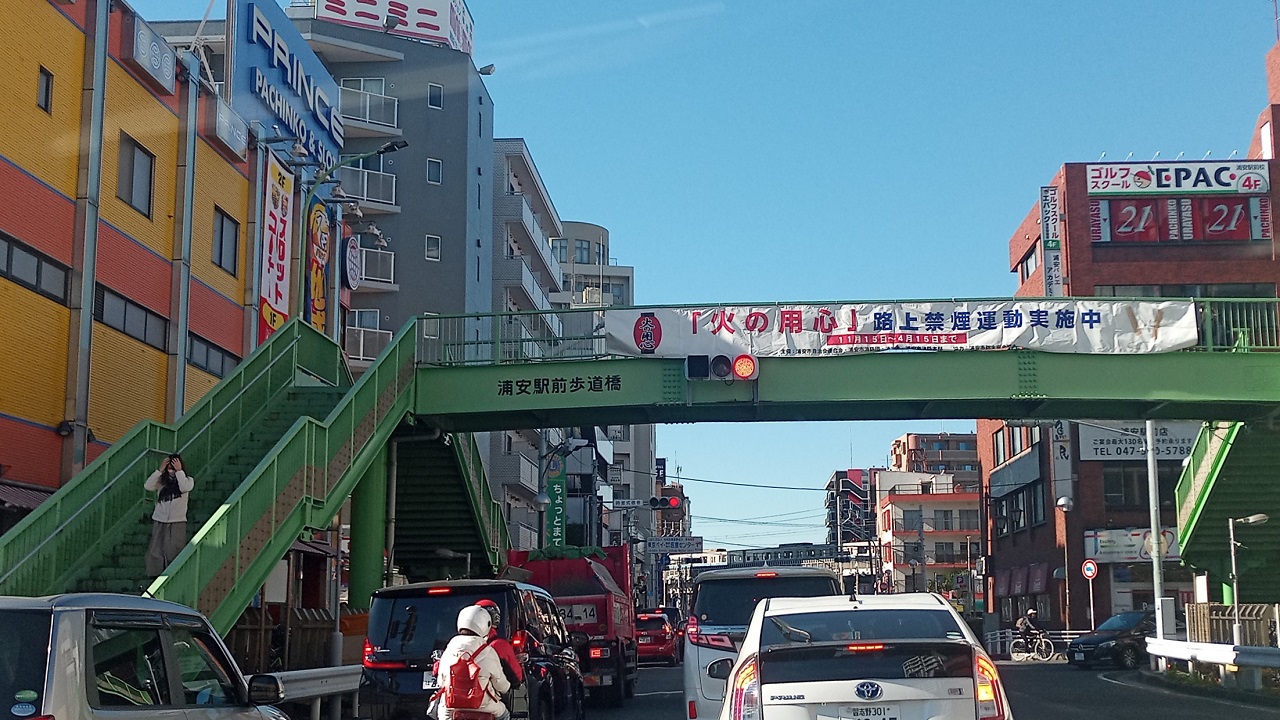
[{"left": 348, "top": 445, "right": 388, "bottom": 610}]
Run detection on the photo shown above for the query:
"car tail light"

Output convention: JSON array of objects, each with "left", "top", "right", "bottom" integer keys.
[
  {"left": 687, "top": 700, "right": 698, "bottom": 719},
  {"left": 362, "top": 638, "right": 408, "bottom": 670},
  {"left": 974, "top": 654, "right": 1007, "bottom": 720},
  {"left": 427, "top": 587, "right": 452, "bottom": 595},
  {"left": 686, "top": 616, "right": 734, "bottom": 649},
  {"left": 754, "top": 571, "right": 777, "bottom": 578},
  {"left": 845, "top": 643, "right": 885, "bottom": 652},
  {"left": 512, "top": 630, "right": 532, "bottom": 651},
  {"left": 589, "top": 646, "right": 611, "bottom": 659},
  {"left": 728, "top": 655, "right": 760, "bottom": 720}
]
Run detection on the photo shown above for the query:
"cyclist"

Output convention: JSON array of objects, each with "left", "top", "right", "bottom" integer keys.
[{"left": 1015, "top": 608, "right": 1042, "bottom": 645}]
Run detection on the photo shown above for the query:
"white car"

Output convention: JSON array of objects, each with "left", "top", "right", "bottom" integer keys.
[
  {"left": 710, "top": 593, "right": 1014, "bottom": 720},
  {"left": 684, "top": 566, "right": 842, "bottom": 720}
]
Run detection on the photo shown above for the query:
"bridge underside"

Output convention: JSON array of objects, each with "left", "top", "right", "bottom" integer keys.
[{"left": 415, "top": 351, "right": 1280, "bottom": 431}]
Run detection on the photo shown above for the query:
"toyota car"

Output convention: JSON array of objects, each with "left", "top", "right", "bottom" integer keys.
[{"left": 710, "top": 593, "right": 1013, "bottom": 720}]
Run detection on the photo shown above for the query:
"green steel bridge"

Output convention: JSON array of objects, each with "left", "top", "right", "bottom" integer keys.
[{"left": 1, "top": 297, "right": 1277, "bottom": 633}]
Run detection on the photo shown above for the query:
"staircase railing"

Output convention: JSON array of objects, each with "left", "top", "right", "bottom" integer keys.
[
  {"left": 1176, "top": 421, "right": 1241, "bottom": 549},
  {"left": 453, "top": 432, "right": 511, "bottom": 573},
  {"left": 0, "top": 321, "right": 343, "bottom": 596},
  {"left": 150, "top": 318, "right": 421, "bottom": 633}
]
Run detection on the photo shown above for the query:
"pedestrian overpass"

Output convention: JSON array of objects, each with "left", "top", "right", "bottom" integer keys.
[{"left": 1, "top": 297, "right": 1278, "bottom": 633}]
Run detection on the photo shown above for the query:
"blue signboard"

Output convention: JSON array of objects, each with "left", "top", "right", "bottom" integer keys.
[{"left": 232, "top": 0, "right": 343, "bottom": 169}]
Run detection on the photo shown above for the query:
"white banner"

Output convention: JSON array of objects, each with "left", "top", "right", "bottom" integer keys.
[
  {"left": 258, "top": 152, "right": 294, "bottom": 344},
  {"left": 606, "top": 300, "right": 1199, "bottom": 357},
  {"left": 1084, "top": 527, "right": 1181, "bottom": 563},
  {"left": 316, "top": 0, "right": 473, "bottom": 53},
  {"left": 1086, "top": 162, "right": 1269, "bottom": 196},
  {"left": 1077, "top": 421, "right": 1201, "bottom": 461}
]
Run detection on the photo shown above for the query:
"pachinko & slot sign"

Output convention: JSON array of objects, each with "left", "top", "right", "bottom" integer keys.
[{"left": 605, "top": 300, "right": 1199, "bottom": 358}]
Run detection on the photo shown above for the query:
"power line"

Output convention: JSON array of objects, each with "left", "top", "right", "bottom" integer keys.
[
  {"left": 692, "top": 513, "right": 825, "bottom": 528},
  {"left": 627, "top": 465, "right": 828, "bottom": 493}
]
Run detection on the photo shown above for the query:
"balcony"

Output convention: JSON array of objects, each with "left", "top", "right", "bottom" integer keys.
[
  {"left": 510, "top": 521, "right": 539, "bottom": 551},
  {"left": 356, "top": 247, "right": 396, "bottom": 291},
  {"left": 885, "top": 483, "right": 980, "bottom": 497},
  {"left": 892, "top": 519, "right": 981, "bottom": 533},
  {"left": 494, "top": 451, "right": 539, "bottom": 495},
  {"left": 496, "top": 192, "right": 560, "bottom": 280},
  {"left": 501, "top": 318, "right": 545, "bottom": 362},
  {"left": 344, "top": 326, "right": 391, "bottom": 362},
  {"left": 339, "top": 86, "right": 401, "bottom": 137},
  {"left": 497, "top": 256, "right": 562, "bottom": 337},
  {"left": 338, "top": 165, "right": 399, "bottom": 213}
]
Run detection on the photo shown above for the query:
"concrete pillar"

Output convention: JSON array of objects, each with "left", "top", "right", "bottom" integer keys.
[{"left": 348, "top": 447, "right": 388, "bottom": 610}]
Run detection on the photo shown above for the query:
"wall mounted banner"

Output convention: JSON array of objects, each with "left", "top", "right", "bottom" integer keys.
[
  {"left": 316, "top": 0, "right": 474, "bottom": 54},
  {"left": 303, "top": 197, "right": 331, "bottom": 333},
  {"left": 1086, "top": 162, "right": 1269, "bottom": 196},
  {"left": 257, "top": 152, "right": 294, "bottom": 343},
  {"left": 545, "top": 456, "right": 567, "bottom": 548},
  {"left": 605, "top": 300, "right": 1199, "bottom": 357},
  {"left": 1084, "top": 526, "right": 1181, "bottom": 563},
  {"left": 1039, "top": 186, "right": 1064, "bottom": 297}
]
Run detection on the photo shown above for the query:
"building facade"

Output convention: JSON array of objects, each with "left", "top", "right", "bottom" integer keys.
[
  {"left": 825, "top": 469, "right": 876, "bottom": 545},
  {"left": 2, "top": 0, "right": 257, "bottom": 508},
  {"left": 889, "top": 433, "right": 980, "bottom": 491},
  {"left": 877, "top": 472, "right": 981, "bottom": 596},
  {"left": 981, "top": 48, "right": 1280, "bottom": 629}
]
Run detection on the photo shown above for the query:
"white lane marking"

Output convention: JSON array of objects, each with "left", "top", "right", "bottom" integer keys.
[
  {"left": 1097, "top": 672, "right": 1280, "bottom": 714},
  {"left": 633, "top": 690, "right": 684, "bottom": 697}
]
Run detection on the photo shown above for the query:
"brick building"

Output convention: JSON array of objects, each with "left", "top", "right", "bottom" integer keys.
[{"left": 980, "top": 41, "right": 1280, "bottom": 632}]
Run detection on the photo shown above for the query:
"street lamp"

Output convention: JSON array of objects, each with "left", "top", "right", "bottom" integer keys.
[
  {"left": 1056, "top": 496, "right": 1074, "bottom": 630},
  {"left": 1229, "top": 513, "right": 1269, "bottom": 646}
]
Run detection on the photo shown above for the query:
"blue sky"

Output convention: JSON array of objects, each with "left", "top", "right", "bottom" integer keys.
[{"left": 134, "top": 1, "right": 1278, "bottom": 548}]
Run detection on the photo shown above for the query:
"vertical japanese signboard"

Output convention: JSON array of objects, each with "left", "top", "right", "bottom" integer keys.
[
  {"left": 545, "top": 456, "right": 567, "bottom": 547},
  {"left": 1050, "top": 419, "right": 1073, "bottom": 503},
  {"left": 303, "top": 197, "right": 331, "bottom": 333},
  {"left": 1039, "top": 186, "right": 1063, "bottom": 296},
  {"left": 258, "top": 152, "right": 294, "bottom": 343}
]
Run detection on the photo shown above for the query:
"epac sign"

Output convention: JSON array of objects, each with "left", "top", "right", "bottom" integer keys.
[
  {"left": 1086, "top": 162, "right": 1269, "bottom": 196},
  {"left": 232, "top": 1, "right": 343, "bottom": 169}
]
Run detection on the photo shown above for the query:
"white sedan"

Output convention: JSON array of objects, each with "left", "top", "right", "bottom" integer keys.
[{"left": 711, "top": 593, "right": 1013, "bottom": 720}]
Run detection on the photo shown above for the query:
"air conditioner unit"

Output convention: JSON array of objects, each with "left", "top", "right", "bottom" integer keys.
[{"left": 582, "top": 287, "right": 602, "bottom": 304}]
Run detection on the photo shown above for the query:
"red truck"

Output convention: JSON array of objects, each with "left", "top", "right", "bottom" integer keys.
[{"left": 506, "top": 546, "right": 639, "bottom": 707}]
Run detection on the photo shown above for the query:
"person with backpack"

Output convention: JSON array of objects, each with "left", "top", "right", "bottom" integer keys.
[
  {"left": 474, "top": 599, "right": 524, "bottom": 686},
  {"left": 433, "top": 606, "right": 511, "bottom": 720}
]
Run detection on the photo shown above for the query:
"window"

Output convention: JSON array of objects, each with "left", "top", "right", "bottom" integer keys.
[
  {"left": 422, "top": 312, "right": 440, "bottom": 339},
  {"left": 427, "top": 82, "right": 443, "bottom": 109},
  {"left": 425, "top": 235, "right": 442, "bottom": 261},
  {"left": 611, "top": 281, "right": 625, "bottom": 305},
  {"left": 1010, "top": 492, "right": 1027, "bottom": 532},
  {"left": 901, "top": 509, "right": 922, "bottom": 532},
  {"left": 169, "top": 627, "right": 241, "bottom": 706},
  {"left": 930, "top": 441, "right": 946, "bottom": 451},
  {"left": 933, "top": 542, "right": 956, "bottom": 563},
  {"left": 1028, "top": 480, "right": 1046, "bottom": 526},
  {"left": 933, "top": 510, "right": 953, "bottom": 530},
  {"left": 574, "top": 239, "right": 590, "bottom": 263},
  {"left": 994, "top": 498, "right": 1009, "bottom": 537},
  {"left": 957, "top": 440, "right": 975, "bottom": 450},
  {"left": 117, "top": 133, "right": 154, "bottom": 217},
  {"left": 551, "top": 238, "right": 568, "bottom": 263},
  {"left": 1018, "top": 243, "right": 1039, "bottom": 282},
  {"left": 993, "top": 429, "right": 1007, "bottom": 466},
  {"left": 959, "top": 509, "right": 979, "bottom": 531},
  {"left": 1010, "top": 428, "right": 1025, "bottom": 456},
  {"left": 427, "top": 158, "right": 443, "bottom": 184},
  {"left": 340, "top": 77, "right": 386, "bottom": 94},
  {"left": 188, "top": 334, "right": 239, "bottom": 379},
  {"left": 595, "top": 242, "right": 606, "bottom": 264},
  {"left": 0, "top": 233, "right": 68, "bottom": 304},
  {"left": 37, "top": 66, "right": 53, "bottom": 113},
  {"left": 93, "top": 285, "right": 168, "bottom": 351},
  {"left": 350, "top": 309, "right": 380, "bottom": 329},
  {"left": 212, "top": 207, "right": 239, "bottom": 275},
  {"left": 1103, "top": 462, "right": 1180, "bottom": 510},
  {"left": 87, "top": 621, "right": 170, "bottom": 707}
]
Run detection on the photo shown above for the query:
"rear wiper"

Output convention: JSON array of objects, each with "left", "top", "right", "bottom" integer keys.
[{"left": 768, "top": 616, "right": 812, "bottom": 644}]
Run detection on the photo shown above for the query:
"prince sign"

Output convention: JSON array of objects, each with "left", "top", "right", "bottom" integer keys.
[{"left": 605, "top": 300, "right": 1198, "bottom": 357}]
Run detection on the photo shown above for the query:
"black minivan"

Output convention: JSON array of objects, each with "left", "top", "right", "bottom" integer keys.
[{"left": 361, "top": 579, "right": 585, "bottom": 720}]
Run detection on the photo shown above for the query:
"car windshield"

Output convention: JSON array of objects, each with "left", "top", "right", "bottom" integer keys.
[
  {"left": 637, "top": 617, "right": 668, "bottom": 632},
  {"left": 368, "top": 589, "right": 510, "bottom": 659},
  {"left": 1096, "top": 612, "right": 1148, "bottom": 632},
  {"left": 761, "top": 610, "right": 968, "bottom": 646},
  {"left": 0, "top": 610, "right": 51, "bottom": 706},
  {"left": 692, "top": 576, "right": 838, "bottom": 627}
]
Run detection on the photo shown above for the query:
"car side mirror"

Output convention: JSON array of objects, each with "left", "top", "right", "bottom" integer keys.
[
  {"left": 707, "top": 658, "right": 734, "bottom": 680},
  {"left": 247, "top": 675, "right": 285, "bottom": 705}
]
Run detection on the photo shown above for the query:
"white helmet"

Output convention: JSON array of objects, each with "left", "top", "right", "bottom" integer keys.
[{"left": 457, "top": 605, "right": 492, "bottom": 636}]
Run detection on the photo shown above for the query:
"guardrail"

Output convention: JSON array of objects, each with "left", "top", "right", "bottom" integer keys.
[
  {"left": 264, "top": 665, "right": 361, "bottom": 720},
  {"left": 1147, "top": 637, "right": 1280, "bottom": 668}
]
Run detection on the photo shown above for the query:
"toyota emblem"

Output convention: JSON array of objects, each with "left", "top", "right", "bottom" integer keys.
[{"left": 854, "top": 681, "right": 884, "bottom": 701}]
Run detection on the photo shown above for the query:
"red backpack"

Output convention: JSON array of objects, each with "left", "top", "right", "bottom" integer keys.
[{"left": 434, "top": 638, "right": 497, "bottom": 710}]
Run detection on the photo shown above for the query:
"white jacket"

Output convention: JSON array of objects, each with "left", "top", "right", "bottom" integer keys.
[
  {"left": 145, "top": 470, "right": 194, "bottom": 523},
  {"left": 436, "top": 634, "right": 510, "bottom": 719}
]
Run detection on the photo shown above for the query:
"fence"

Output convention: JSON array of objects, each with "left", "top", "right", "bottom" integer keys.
[
  {"left": 983, "top": 629, "right": 1091, "bottom": 658},
  {"left": 1186, "top": 602, "right": 1280, "bottom": 647}
]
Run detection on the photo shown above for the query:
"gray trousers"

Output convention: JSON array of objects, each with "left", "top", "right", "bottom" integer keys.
[{"left": 145, "top": 521, "right": 187, "bottom": 577}]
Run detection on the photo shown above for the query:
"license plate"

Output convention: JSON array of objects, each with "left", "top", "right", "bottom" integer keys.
[
  {"left": 841, "top": 706, "right": 899, "bottom": 720},
  {"left": 639, "top": 636, "right": 653, "bottom": 644},
  {"left": 1073, "top": 652, "right": 1085, "bottom": 661},
  {"left": 421, "top": 672, "right": 436, "bottom": 690}
]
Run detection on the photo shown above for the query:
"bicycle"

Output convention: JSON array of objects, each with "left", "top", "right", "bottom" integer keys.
[{"left": 1009, "top": 633, "right": 1054, "bottom": 661}]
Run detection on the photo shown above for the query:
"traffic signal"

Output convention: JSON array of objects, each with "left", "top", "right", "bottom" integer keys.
[
  {"left": 650, "top": 496, "right": 682, "bottom": 509},
  {"left": 685, "top": 354, "right": 758, "bottom": 381}
]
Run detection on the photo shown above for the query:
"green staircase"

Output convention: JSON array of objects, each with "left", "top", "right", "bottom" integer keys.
[
  {"left": 1177, "top": 421, "right": 1280, "bottom": 602},
  {"left": 0, "top": 318, "right": 509, "bottom": 634}
]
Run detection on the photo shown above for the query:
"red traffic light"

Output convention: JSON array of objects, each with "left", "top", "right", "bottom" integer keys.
[
  {"left": 649, "top": 496, "right": 683, "bottom": 509},
  {"left": 731, "top": 354, "right": 758, "bottom": 380}
]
